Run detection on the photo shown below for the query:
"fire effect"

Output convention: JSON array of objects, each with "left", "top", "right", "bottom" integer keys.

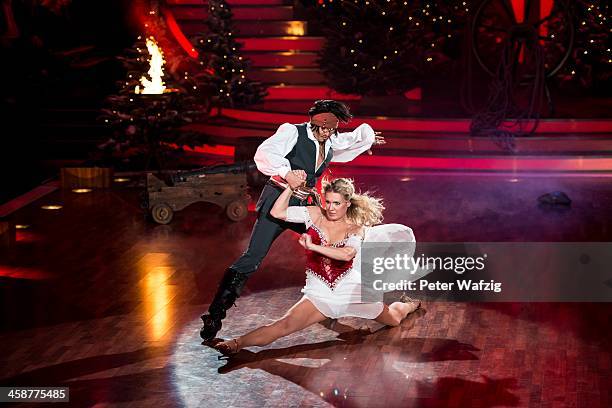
[{"left": 135, "top": 37, "right": 167, "bottom": 94}]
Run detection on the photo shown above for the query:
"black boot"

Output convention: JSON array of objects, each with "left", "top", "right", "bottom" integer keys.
[{"left": 200, "top": 268, "right": 249, "bottom": 341}]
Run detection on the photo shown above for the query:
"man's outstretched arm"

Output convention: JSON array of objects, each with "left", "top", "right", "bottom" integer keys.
[{"left": 330, "top": 123, "right": 385, "bottom": 163}]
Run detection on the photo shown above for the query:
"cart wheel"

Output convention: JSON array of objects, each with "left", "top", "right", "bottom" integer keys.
[
  {"left": 151, "top": 203, "right": 174, "bottom": 224},
  {"left": 226, "top": 200, "right": 248, "bottom": 221}
]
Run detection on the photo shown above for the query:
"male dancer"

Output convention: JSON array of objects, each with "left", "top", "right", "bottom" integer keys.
[{"left": 200, "top": 100, "right": 384, "bottom": 341}]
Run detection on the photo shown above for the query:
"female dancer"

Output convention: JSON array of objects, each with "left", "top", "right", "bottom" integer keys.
[{"left": 214, "top": 178, "right": 420, "bottom": 354}]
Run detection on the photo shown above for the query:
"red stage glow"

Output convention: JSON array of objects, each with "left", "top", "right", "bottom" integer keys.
[
  {"left": 0, "top": 266, "right": 51, "bottom": 280},
  {"left": 130, "top": 0, "right": 193, "bottom": 71},
  {"left": 167, "top": 143, "right": 235, "bottom": 157},
  {"left": 164, "top": 10, "right": 198, "bottom": 58},
  {"left": 511, "top": 0, "right": 555, "bottom": 50},
  {"left": 343, "top": 155, "right": 612, "bottom": 172},
  {"left": 512, "top": 0, "right": 526, "bottom": 62},
  {"left": 266, "top": 86, "right": 361, "bottom": 101},
  {"left": 511, "top": 0, "right": 525, "bottom": 23},
  {"left": 15, "top": 230, "right": 42, "bottom": 243},
  {"left": 540, "top": 0, "right": 553, "bottom": 39},
  {"left": 403, "top": 88, "right": 421, "bottom": 101}
]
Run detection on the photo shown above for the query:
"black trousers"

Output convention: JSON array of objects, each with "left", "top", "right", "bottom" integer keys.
[{"left": 230, "top": 184, "right": 307, "bottom": 276}]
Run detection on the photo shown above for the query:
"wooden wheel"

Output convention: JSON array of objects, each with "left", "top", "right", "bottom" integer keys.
[
  {"left": 472, "top": 0, "right": 573, "bottom": 79},
  {"left": 225, "top": 200, "right": 247, "bottom": 222},
  {"left": 151, "top": 203, "right": 174, "bottom": 224}
]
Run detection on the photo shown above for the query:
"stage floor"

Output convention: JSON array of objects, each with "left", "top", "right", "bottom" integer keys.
[{"left": 1, "top": 172, "right": 611, "bottom": 407}]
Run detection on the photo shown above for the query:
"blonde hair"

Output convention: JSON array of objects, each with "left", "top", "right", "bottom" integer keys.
[{"left": 322, "top": 178, "right": 384, "bottom": 226}]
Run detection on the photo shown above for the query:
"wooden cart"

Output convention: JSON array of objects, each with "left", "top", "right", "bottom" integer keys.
[{"left": 144, "top": 170, "right": 251, "bottom": 224}]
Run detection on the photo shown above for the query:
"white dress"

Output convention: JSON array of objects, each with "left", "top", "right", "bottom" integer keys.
[{"left": 286, "top": 206, "right": 385, "bottom": 319}]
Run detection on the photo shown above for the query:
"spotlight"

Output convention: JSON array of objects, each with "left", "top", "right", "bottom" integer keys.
[{"left": 41, "top": 205, "right": 62, "bottom": 210}]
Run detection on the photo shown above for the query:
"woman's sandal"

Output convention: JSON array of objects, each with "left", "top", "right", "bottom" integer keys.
[
  {"left": 214, "top": 338, "right": 240, "bottom": 357},
  {"left": 399, "top": 293, "right": 421, "bottom": 312}
]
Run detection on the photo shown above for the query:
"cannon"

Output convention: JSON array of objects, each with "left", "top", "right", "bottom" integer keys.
[{"left": 144, "top": 161, "right": 254, "bottom": 224}]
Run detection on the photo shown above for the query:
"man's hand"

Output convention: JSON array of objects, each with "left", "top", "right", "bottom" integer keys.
[
  {"left": 285, "top": 170, "right": 306, "bottom": 189},
  {"left": 292, "top": 169, "right": 307, "bottom": 180},
  {"left": 374, "top": 131, "right": 385, "bottom": 145},
  {"left": 368, "top": 131, "right": 385, "bottom": 155}
]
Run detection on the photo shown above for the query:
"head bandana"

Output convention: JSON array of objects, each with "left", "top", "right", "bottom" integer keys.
[{"left": 311, "top": 112, "right": 339, "bottom": 129}]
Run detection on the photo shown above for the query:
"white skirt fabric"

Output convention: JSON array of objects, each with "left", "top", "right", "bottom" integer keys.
[{"left": 301, "top": 269, "right": 384, "bottom": 319}]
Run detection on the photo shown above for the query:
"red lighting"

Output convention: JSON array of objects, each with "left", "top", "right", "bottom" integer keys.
[
  {"left": 15, "top": 230, "right": 42, "bottom": 243},
  {"left": 0, "top": 266, "right": 51, "bottom": 280},
  {"left": 166, "top": 143, "right": 235, "bottom": 157},
  {"left": 164, "top": 10, "right": 198, "bottom": 58}
]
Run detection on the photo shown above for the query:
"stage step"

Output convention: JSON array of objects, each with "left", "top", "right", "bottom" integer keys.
[
  {"left": 180, "top": 120, "right": 612, "bottom": 173},
  {"left": 249, "top": 68, "right": 324, "bottom": 85},
  {"left": 179, "top": 20, "right": 308, "bottom": 37},
  {"left": 170, "top": 5, "right": 294, "bottom": 20},
  {"left": 165, "top": 0, "right": 324, "bottom": 89},
  {"left": 184, "top": 122, "right": 612, "bottom": 156},
  {"left": 255, "top": 100, "right": 360, "bottom": 113},
  {"left": 243, "top": 51, "right": 318, "bottom": 68},
  {"left": 264, "top": 85, "right": 360, "bottom": 100},
  {"left": 217, "top": 108, "right": 612, "bottom": 134},
  {"left": 172, "top": 35, "right": 323, "bottom": 55},
  {"left": 237, "top": 36, "right": 323, "bottom": 51},
  {"left": 343, "top": 154, "right": 612, "bottom": 173}
]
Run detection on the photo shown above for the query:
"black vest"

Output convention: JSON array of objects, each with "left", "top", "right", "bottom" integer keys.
[
  {"left": 285, "top": 123, "right": 333, "bottom": 187},
  {"left": 256, "top": 123, "right": 333, "bottom": 214}
]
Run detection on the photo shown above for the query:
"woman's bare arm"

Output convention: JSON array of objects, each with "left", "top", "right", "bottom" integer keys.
[{"left": 270, "top": 186, "right": 293, "bottom": 220}]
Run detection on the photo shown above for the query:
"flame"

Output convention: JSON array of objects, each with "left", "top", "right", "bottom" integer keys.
[{"left": 135, "top": 37, "right": 167, "bottom": 94}]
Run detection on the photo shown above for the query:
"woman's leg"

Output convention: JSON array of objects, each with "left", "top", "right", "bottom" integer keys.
[
  {"left": 374, "top": 301, "right": 419, "bottom": 327},
  {"left": 217, "top": 297, "right": 327, "bottom": 352}
]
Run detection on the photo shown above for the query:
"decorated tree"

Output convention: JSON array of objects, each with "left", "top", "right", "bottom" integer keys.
[
  {"left": 191, "top": 0, "right": 267, "bottom": 107},
  {"left": 556, "top": 0, "right": 611, "bottom": 90},
  {"left": 311, "top": 0, "right": 468, "bottom": 96}
]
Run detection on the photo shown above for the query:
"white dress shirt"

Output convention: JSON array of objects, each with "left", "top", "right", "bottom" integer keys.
[{"left": 254, "top": 122, "right": 376, "bottom": 178}]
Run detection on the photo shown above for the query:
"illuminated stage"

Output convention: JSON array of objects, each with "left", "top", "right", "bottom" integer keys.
[
  {"left": 2, "top": 0, "right": 611, "bottom": 406},
  {"left": 1, "top": 173, "right": 611, "bottom": 406}
]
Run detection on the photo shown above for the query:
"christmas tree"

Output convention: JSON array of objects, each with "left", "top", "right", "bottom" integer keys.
[
  {"left": 312, "top": 0, "right": 467, "bottom": 96},
  {"left": 556, "top": 0, "right": 611, "bottom": 90},
  {"left": 191, "top": 0, "right": 267, "bottom": 108}
]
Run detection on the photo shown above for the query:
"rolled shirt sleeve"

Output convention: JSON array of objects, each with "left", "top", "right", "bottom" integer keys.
[
  {"left": 330, "top": 123, "right": 376, "bottom": 163},
  {"left": 285, "top": 206, "right": 310, "bottom": 225},
  {"left": 253, "top": 123, "right": 299, "bottom": 178}
]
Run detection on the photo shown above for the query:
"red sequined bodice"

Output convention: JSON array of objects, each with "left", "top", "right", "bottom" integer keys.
[{"left": 305, "top": 224, "right": 354, "bottom": 290}]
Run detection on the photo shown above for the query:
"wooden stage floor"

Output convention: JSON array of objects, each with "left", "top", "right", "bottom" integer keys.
[{"left": 1, "top": 173, "right": 611, "bottom": 407}]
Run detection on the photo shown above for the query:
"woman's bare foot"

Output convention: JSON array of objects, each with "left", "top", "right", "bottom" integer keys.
[
  {"left": 214, "top": 338, "right": 241, "bottom": 356},
  {"left": 399, "top": 293, "right": 421, "bottom": 314}
]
